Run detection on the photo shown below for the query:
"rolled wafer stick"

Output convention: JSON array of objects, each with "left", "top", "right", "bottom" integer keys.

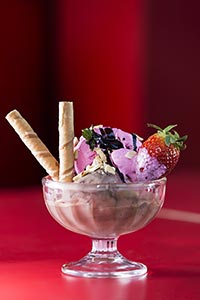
[
  {"left": 5, "top": 110, "right": 59, "bottom": 181},
  {"left": 58, "top": 101, "right": 74, "bottom": 182}
]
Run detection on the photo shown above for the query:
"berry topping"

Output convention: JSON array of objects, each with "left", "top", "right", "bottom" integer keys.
[{"left": 141, "top": 124, "right": 188, "bottom": 176}]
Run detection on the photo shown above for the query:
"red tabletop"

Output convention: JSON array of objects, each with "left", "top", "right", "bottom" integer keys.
[{"left": 0, "top": 170, "right": 200, "bottom": 300}]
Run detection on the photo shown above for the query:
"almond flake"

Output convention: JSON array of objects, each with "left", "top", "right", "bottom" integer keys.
[{"left": 125, "top": 150, "right": 137, "bottom": 159}]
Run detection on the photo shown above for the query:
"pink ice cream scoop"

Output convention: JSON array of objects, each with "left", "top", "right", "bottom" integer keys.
[
  {"left": 74, "top": 126, "right": 142, "bottom": 178},
  {"left": 74, "top": 136, "right": 96, "bottom": 174},
  {"left": 110, "top": 148, "right": 138, "bottom": 182},
  {"left": 134, "top": 147, "right": 167, "bottom": 182}
]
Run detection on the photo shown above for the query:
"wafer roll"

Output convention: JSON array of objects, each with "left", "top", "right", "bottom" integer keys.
[
  {"left": 58, "top": 101, "right": 74, "bottom": 182},
  {"left": 6, "top": 110, "right": 59, "bottom": 181}
]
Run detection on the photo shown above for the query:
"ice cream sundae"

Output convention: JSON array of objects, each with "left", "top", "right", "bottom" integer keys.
[{"left": 5, "top": 101, "right": 187, "bottom": 277}]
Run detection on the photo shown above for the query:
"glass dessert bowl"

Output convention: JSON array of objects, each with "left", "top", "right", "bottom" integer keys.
[{"left": 42, "top": 176, "right": 166, "bottom": 278}]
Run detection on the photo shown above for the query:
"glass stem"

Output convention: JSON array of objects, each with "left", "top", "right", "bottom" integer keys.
[{"left": 90, "top": 238, "right": 120, "bottom": 258}]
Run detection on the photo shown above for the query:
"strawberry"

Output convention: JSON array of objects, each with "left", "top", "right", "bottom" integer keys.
[{"left": 141, "top": 124, "right": 187, "bottom": 177}]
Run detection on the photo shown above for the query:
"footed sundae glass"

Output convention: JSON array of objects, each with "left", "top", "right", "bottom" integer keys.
[{"left": 42, "top": 176, "right": 166, "bottom": 278}]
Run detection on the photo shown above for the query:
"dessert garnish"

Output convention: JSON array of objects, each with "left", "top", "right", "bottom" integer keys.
[
  {"left": 5, "top": 109, "right": 59, "bottom": 181},
  {"left": 74, "top": 123, "right": 187, "bottom": 183},
  {"left": 58, "top": 101, "right": 74, "bottom": 182},
  {"left": 139, "top": 124, "right": 188, "bottom": 177},
  {"left": 5, "top": 102, "right": 187, "bottom": 184},
  {"left": 5, "top": 102, "right": 74, "bottom": 182}
]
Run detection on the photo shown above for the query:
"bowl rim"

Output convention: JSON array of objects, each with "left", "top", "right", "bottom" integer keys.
[{"left": 42, "top": 175, "right": 167, "bottom": 191}]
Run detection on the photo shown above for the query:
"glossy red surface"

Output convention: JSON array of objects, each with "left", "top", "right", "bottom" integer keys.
[{"left": 0, "top": 171, "right": 200, "bottom": 299}]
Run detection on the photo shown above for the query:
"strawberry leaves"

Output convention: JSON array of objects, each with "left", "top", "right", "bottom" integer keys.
[{"left": 147, "top": 123, "right": 188, "bottom": 150}]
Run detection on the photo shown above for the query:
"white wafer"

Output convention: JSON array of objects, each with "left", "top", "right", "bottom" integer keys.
[
  {"left": 5, "top": 110, "right": 59, "bottom": 181},
  {"left": 58, "top": 101, "right": 74, "bottom": 182}
]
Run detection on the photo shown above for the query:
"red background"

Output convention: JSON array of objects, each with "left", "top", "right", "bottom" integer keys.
[
  {"left": 1, "top": 0, "right": 199, "bottom": 186},
  {"left": 0, "top": 3, "right": 200, "bottom": 299}
]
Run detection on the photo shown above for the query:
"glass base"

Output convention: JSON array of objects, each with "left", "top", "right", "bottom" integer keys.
[{"left": 61, "top": 252, "right": 147, "bottom": 278}]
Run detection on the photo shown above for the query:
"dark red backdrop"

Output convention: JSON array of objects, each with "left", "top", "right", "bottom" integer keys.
[{"left": 0, "top": 1, "right": 199, "bottom": 186}]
